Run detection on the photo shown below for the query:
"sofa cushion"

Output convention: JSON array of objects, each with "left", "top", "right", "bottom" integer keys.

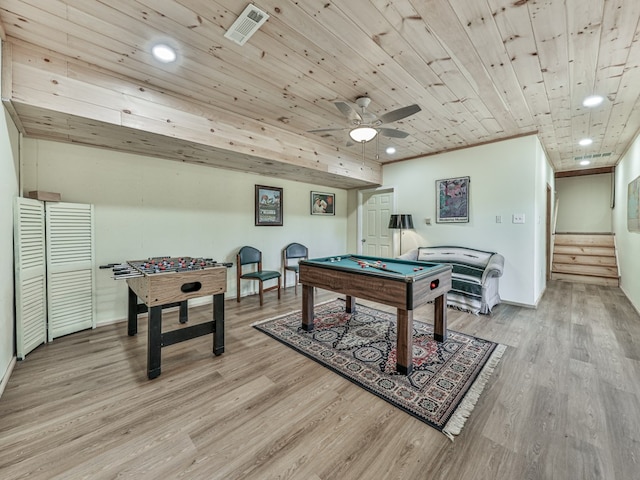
[
  {"left": 416, "top": 246, "right": 499, "bottom": 314},
  {"left": 417, "top": 247, "right": 494, "bottom": 279}
]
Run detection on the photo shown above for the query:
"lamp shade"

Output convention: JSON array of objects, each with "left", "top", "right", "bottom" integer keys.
[
  {"left": 349, "top": 126, "right": 378, "bottom": 143},
  {"left": 388, "top": 214, "right": 414, "bottom": 229}
]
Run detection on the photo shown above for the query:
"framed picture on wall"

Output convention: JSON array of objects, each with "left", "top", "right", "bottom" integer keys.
[
  {"left": 436, "top": 176, "right": 470, "bottom": 223},
  {"left": 310, "top": 191, "right": 335, "bottom": 215},
  {"left": 255, "top": 185, "right": 283, "bottom": 226}
]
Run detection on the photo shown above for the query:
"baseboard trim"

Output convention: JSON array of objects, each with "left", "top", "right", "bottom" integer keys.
[
  {"left": 0, "top": 356, "right": 17, "bottom": 399},
  {"left": 500, "top": 300, "right": 537, "bottom": 309},
  {"left": 620, "top": 285, "right": 640, "bottom": 317}
]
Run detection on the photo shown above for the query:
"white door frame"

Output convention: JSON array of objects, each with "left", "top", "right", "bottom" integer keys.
[{"left": 357, "top": 186, "right": 396, "bottom": 255}]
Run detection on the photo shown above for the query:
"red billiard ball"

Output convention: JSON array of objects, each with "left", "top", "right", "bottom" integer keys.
[
  {"left": 382, "top": 264, "right": 386, "bottom": 268},
  {"left": 413, "top": 268, "right": 418, "bottom": 271}
]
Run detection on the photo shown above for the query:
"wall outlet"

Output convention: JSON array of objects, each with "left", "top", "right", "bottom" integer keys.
[
  {"left": 425, "top": 218, "right": 432, "bottom": 225},
  {"left": 512, "top": 213, "right": 525, "bottom": 224}
]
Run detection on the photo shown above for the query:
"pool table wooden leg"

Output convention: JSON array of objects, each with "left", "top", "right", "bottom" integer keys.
[
  {"left": 345, "top": 295, "right": 356, "bottom": 313},
  {"left": 396, "top": 308, "right": 413, "bottom": 375},
  {"left": 301, "top": 284, "right": 314, "bottom": 331},
  {"left": 434, "top": 294, "right": 448, "bottom": 342}
]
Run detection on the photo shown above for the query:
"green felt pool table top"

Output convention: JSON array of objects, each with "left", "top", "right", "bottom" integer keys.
[{"left": 300, "top": 254, "right": 451, "bottom": 280}]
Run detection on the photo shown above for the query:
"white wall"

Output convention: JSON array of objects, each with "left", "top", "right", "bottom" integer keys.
[
  {"left": 381, "top": 135, "right": 548, "bottom": 307},
  {"left": 534, "top": 137, "right": 555, "bottom": 303},
  {"left": 613, "top": 132, "right": 640, "bottom": 313},
  {"left": 555, "top": 173, "right": 612, "bottom": 233},
  {"left": 0, "top": 52, "right": 21, "bottom": 385},
  {"left": 21, "top": 139, "right": 348, "bottom": 325}
]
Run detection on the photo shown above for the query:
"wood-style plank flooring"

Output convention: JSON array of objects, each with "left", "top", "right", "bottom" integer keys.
[{"left": 1, "top": 281, "right": 639, "bottom": 479}]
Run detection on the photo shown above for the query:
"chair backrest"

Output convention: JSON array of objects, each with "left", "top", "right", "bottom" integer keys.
[
  {"left": 284, "top": 242, "right": 308, "bottom": 260},
  {"left": 238, "top": 246, "right": 262, "bottom": 266}
]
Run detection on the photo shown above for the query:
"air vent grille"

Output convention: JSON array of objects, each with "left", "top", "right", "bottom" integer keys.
[
  {"left": 224, "top": 4, "right": 269, "bottom": 46},
  {"left": 574, "top": 152, "right": 612, "bottom": 161}
]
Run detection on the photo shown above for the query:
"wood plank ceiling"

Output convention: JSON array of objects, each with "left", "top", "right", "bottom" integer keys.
[{"left": 1, "top": 0, "right": 639, "bottom": 188}]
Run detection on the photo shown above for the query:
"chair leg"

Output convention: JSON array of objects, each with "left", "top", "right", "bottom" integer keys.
[
  {"left": 283, "top": 268, "right": 287, "bottom": 290},
  {"left": 259, "top": 281, "right": 264, "bottom": 306},
  {"left": 294, "top": 272, "right": 298, "bottom": 295},
  {"left": 237, "top": 273, "right": 241, "bottom": 303},
  {"left": 278, "top": 277, "right": 281, "bottom": 299}
]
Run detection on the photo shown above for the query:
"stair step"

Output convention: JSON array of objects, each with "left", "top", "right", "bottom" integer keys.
[
  {"left": 553, "top": 245, "right": 615, "bottom": 256},
  {"left": 551, "top": 272, "right": 619, "bottom": 287},
  {"left": 553, "top": 254, "right": 617, "bottom": 266},
  {"left": 552, "top": 263, "right": 619, "bottom": 278},
  {"left": 554, "top": 233, "right": 614, "bottom": 247}
]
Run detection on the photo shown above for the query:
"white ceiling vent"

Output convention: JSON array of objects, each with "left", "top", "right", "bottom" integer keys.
[
  {"left": 574, "top": 152, "right": 612, "bottom": 161},
  {"left": 224, "top": 4, "right": 269, "bottom": 46}
]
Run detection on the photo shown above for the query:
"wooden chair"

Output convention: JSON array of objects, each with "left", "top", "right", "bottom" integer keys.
[
  {"left": 236, "top": 246, "right": 281, "bottom": 306},
  {"left": 282, "top": 243, "right": 308, "bottom": 294}
]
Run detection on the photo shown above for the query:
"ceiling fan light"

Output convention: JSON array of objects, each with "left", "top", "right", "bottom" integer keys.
[{"left": 349, "top": 126, "right": 377, "bottom": 143}]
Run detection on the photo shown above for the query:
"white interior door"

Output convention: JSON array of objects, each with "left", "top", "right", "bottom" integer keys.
[
  {"left": 14, "top": 197, "right": 47, "bottom": 359},
  {"left": 361, "top": 189, "right": 394, "bottom": 257},
  {"left": 46, "top": 202, "right": 95, "bottom": 341}
]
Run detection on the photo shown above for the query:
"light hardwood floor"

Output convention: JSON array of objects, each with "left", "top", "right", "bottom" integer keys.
[{"left": 1, "top": 281, "right": 639, "bottom": 479}]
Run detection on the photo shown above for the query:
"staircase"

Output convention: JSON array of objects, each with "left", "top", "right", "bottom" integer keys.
[{"left": 551, "top": 233, "right": 620, "bottom": 286}]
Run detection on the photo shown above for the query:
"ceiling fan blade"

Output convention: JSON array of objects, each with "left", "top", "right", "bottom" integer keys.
[
  {"left": 334, "top": 101, "right": 362, "bottom": 123},
  {"left": 378, "top": 128, "right": 410, "bottom": 139},
  {"left": 378, "top": 104, "right": 421, "bottom": 124},
  {"left": 308, "top": 127, "right": 347, "bottom": 133}
]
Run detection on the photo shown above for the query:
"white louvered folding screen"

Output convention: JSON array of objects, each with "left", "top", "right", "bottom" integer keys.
[
  {"left": 14, "top": 197, "right": 47, "bottom": 359},
  {"left": 45, "top": 202, "right": 95, "bottom": 341}
]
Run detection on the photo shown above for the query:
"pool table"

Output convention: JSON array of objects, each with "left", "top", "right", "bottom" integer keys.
[{"left": 298, "top": 254, "right": 452, "bottom": 375}]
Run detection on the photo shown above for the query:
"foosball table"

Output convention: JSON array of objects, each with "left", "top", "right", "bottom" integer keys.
[{"left": 110, "top": 257, "right": 231, "bottom": 379}]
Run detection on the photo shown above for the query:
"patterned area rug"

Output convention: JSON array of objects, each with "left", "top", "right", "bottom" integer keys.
[{"left": 253, "top": 299, "right": 505, "bottom": 440}]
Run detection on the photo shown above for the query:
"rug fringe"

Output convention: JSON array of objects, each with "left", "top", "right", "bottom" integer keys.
[
  {"left": 442, "top": 343, "right": 507, "bottom": 441},
  {"left": 250, "top": 298, "right": 339, "bottom": 327}
]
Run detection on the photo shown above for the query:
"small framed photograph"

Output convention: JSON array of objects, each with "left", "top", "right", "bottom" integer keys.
[
  {"left": 311, "top": 191, "right": 335, "bottom": 216},
  {"left": 255, "top": 185, "right": 283, "bottom": 226},
  {"left": 436, "top": 176, "right": 470, "bottom": 223}
]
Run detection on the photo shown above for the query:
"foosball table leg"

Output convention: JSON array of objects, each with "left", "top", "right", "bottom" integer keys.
[
  {"left": 147, "top": 306, "right": 162, "bottom": 379},
  {"left": 213, "top": 293, "right": 225, "bottom": 356},
  {"left": 179, "top": 300, "right": 188, "bottom": 324},
  {"left": 127, "top": 287, "right": 138, "bottom": 336}
]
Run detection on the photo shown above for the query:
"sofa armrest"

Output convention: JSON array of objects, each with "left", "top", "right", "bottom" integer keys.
[
  {"left": 398, "top": 248, "right": 419, "bottom": 261},
  {"left": 482, "top": 253, "right": 504, "bottom": 283}
]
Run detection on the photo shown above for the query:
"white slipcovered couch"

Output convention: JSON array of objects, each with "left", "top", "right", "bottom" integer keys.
[{"left": 400, "top": 246, "right": 504, "bottom": 315}]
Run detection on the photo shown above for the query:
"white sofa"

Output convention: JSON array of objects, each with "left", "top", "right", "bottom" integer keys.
[{"left": 400, "top": 246, "right": 504, "bottom": 315}]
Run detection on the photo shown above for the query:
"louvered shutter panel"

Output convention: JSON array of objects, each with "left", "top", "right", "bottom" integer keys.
[
  {"left": 14, "top": 197, "right": 47, "bottom": 359},
  {"left": 45, "top": 202, "right": 95, "bottom": 341}
]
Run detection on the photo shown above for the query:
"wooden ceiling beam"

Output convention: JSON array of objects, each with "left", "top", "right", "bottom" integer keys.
[{"left": 3, "top": 42, "right": 382, "bottom": 188}]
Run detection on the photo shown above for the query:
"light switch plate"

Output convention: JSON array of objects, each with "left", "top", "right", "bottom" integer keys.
[{"left": 512, "top": 213, "right": 525, "bottom": 224}]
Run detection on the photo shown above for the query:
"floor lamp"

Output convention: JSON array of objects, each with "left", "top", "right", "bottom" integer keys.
[{"left": 388, "top": 214, "right": 414, "bottom": 255}]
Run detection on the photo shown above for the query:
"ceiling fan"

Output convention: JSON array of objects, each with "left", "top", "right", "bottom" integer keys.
[{"left": 308, "top": 96, "right": 421, "bottom": 145}]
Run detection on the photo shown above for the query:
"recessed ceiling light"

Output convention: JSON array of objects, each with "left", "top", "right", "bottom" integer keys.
[
  {"left": 385, "top": 147, "right": 396, "bottom": 155},
  {"left": 579, "top": 138, "right": 593, "bottom": 146},
  {"left": 580, "top": 160, "right": 591, "bottom": 166},
  {"left": 151, "top": 44, "right": 177, "bottom": 63},
  {"left": 582, "top": 95, "right": 604, "bottom": 108}
]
